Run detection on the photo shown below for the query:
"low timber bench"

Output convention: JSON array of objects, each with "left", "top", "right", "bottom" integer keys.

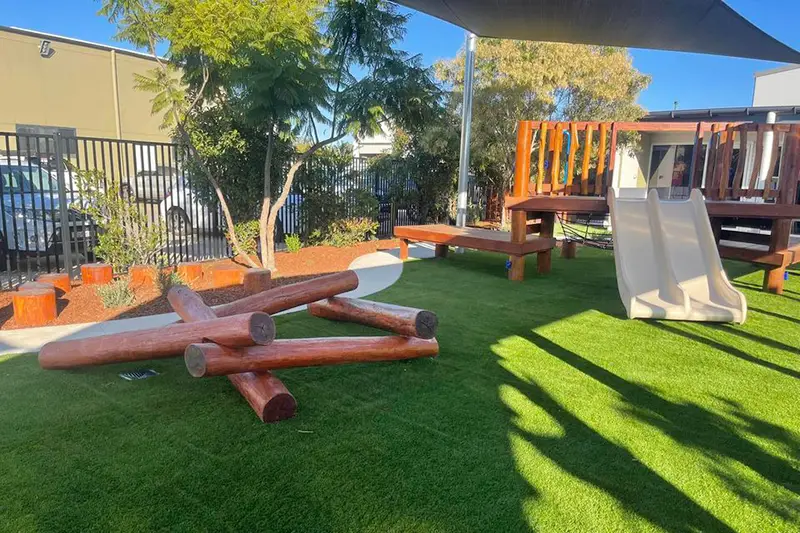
[{"left": 393, "top": 224, "right": 556, "bottom": 275}]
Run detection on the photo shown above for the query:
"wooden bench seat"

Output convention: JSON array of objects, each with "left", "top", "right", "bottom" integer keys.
[{"left": 394, "top": 224, "right": 556, "bottom": 259}]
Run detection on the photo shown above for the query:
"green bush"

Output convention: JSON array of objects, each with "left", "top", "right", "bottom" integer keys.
[
  {"left": 226, "top": 220, "right": 260, "bottom": 257},
  {"left": 153, "top": 267, "right": 184, "bottom": 295},
  {"left": 96, "top": 279, "right": 135, "bottom": 308},
  {"left": 320, "top": 218, "right": 378, "bottom": 248},
  {"left": 285, "top": 234, "right": 302, "bottom": 253}
]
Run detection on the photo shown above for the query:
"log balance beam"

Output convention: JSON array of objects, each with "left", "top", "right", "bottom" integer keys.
[
  {"left": 39, "top": 312, "right": 275, "bottom": 370},
  {"left": 185, "top": 336, "right": 440, "bottom": 378},
  {"left": 168, "top": 286, "right": 296, "bottom": 423},
  {"left": 308, "top": 297, "right": 438, "bottom": 339}
]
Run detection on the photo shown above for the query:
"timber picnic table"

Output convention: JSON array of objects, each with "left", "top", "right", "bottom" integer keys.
[{"left": 393, "top": 224, "right": 556, "bottom": 269}]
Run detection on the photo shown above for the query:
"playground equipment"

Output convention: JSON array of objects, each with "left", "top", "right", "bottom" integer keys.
[
  {"left": 38, "top": 270, "right": 440, "bottom": 423},
  {"left": 609, "top": 189, "right": 747, "bottom": 322}
]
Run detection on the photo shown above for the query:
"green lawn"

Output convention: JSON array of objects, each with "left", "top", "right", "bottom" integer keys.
[{"left": 1, "top": 248, "right": 799, "bottom": 532}]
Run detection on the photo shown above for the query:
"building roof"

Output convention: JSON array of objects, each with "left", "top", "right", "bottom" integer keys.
[
  {"left": 643, "top": 106, "right": 800, "bottom": 122},
  {"left": 0, "top": 25, "right": 164, "bottom": 62},
  {"left": 392, "top": 0, "right": 800, "bottom": 63},
  {"left": 754, "top": 64, "right": 800, "bottom": 78}
]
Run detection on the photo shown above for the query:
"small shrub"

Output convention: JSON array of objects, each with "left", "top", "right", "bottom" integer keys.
[
  {"left": 285, "top": 234, "right": 302, "bottom": 253},
  {"left": 96, "top": 279, "right": 135, "bottom": 308},
  {"left": 226, "top": 220, "right": 260, "bottom": 258},
  {"left": 153, "top": 267, "right": 184, "bottom": 295},
  {"left": 323, "top": 218, "right": 379, "bottom": 248}
]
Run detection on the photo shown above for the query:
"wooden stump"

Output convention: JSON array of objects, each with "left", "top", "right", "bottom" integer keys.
[
  {"left": 243, "top": 269, "right": 272, "bottom": 294},
  {"left": 18, "top": 281, "right": 57, "bottom": 293},
  {"left": 561, "top": 241, "right": 577, "bottom": 259},
  {"left": 211, "top": 265, "right": 245, "bottom": 288},
  {"left": 129, "top": 265, "right": 154, "bottom": 287},
  {"left": 177, "top": 262, "right": 203, "bottom": 285},
  {"left": 13, "top": 289, "right": 57, "bottom": 327},
  {"left": 81, "top": 263, "right": 113, "bottom": 285},
  {"left": 36, "top": 272, "right": 71, "bottom": 295}
]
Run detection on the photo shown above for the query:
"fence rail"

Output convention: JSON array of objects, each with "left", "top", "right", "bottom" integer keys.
[{"left": 0, "top": 132, "right": 443, "bottom": 289}]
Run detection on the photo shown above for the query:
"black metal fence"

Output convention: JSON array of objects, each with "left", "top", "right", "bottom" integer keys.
[{"left": 0, "top": 132, "right": 451, "bottom": 289}]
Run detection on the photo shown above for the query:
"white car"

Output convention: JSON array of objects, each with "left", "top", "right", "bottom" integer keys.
[{"left": 122, "top": 166, "right": 179, "bottom": 203}]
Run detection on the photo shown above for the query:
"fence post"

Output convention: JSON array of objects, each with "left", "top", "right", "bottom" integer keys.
[{"left": 54, "top": 132, "right": 73, "bottom": 278}]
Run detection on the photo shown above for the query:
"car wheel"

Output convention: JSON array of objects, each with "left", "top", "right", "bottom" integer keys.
[{"left": 167, "top": 207, "right": 191, "bottom": 236}]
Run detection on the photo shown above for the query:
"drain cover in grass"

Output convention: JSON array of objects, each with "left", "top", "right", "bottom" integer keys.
[{"left": 119, "top": 369, "right": 159, "bottom": 381}]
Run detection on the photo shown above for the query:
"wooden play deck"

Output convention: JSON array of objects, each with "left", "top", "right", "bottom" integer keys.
[{"left": 394, "top": 224, "right": 556, "bottom": 263}]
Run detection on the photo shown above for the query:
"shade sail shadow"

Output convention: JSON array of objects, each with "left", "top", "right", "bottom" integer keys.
[
  {"left": 749, "top": 306, "right": 800, "bottom": 326},
  {"left": 713, "top": 324, "right": 800, "bottom": 356}
]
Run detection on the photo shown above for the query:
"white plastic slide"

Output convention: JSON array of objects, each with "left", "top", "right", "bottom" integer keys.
[{"left": 608, "top": 188, "right": 747, "bottom": 323}]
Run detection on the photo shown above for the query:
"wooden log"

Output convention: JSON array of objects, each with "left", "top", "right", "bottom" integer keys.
[
  {"left": 167, "top": 285, "right": 295, "bottom": 423},
  {"left": 308, "top": 297, "right": 438, "bottom": 339},
  {"left": 185, "top": 336, "right": 440, "bottom": 378},
  {"left": 211, "top": 265, "right": 245, "bottom": 288},
  {"left": 243, "top": 269, "right": 272, "bottom": 294},
  {"left": 128, "top": 265, "right": 154, "bottom": 287},
  {"left": 38, "top": 312, "right": 275, "bottom": 370},
  {"left": 178, "top": 262, "right": 203, "bottom": 285},
  {"left": 81, "top": 263, "right": 113, "bottom": 285},
  {"left": 13, "top": 289, "right": 57, "bottom": 327},
  {"left": 214, "top": 270, "right": 359, "bottom": 318},
  {"left": 399, "top": 239, "right": 409, "bottom": 260},
  {"left": 434, "top": 244, "right": 448, "bottom": 258},
  {"left": 561, "top": 241, "right": 577, "bottom": 259},
  {"left": 36, "top": 272, "right": 71, "bottom": 294},
  {"left": 18, "top": 281, "right": 57, "bottom": 293}
]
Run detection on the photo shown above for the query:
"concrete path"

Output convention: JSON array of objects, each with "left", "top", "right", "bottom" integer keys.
[{"left": 0, "top": 243, "right": 435, "bottom": 355}]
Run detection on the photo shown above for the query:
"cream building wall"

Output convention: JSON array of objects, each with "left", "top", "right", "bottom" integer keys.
[{"left": 0, "top": 26, "right": 170, "bottom": 143}]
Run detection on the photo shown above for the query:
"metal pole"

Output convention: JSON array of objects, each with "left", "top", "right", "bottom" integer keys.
[
  {"left": 455, "top": 32, "right": 476, "bottom": 228},
  {"left": 54, "top": 132, "right": 73, "bottom": 278}
]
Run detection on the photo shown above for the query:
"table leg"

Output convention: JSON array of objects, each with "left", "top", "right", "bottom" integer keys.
[
  {"left": 537, "top": 212, "right": 555, "bottom": 274},
  {"left": 400, "top": 239, "right": 409, "bottom": 261}
]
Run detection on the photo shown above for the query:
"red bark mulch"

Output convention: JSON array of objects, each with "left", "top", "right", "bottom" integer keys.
[{"left": 0, "top": 239, "right": 399, "bottom": 330}]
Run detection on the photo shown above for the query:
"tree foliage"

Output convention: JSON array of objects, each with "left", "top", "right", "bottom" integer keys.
[{"left": 435, "top": 39, "right": 651, "bottom": 202}]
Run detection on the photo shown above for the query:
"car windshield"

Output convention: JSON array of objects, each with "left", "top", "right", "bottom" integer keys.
[{"left": 0, "top": 165, "right": 59, "bottom": 193}]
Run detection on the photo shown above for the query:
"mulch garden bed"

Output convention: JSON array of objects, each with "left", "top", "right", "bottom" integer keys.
[{"left": 0, "top": 239, "right": 399, "bottom": 330}]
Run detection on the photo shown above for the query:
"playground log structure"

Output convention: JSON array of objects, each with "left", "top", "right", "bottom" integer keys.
[
  {"left": 167, "top": 285, "right": 296, "bottom": 423},
  {"left": 499, "top": 120, "right": 800, "bottom": 292},
  {"left": 38, "top": 269, "right": 441, "bottom": 422}
]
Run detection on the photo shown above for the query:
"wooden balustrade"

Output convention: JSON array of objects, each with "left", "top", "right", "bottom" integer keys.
[{"left": 511, "top": 119, "right": 800, "bottom": 207}]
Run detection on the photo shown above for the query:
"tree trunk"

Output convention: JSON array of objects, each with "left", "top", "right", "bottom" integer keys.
[{"left": 259, "top": 127, "right": 275, "bottom": 270}]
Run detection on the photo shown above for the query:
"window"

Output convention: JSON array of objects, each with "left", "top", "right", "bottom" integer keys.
[
  {"left": 649, "top": 144, "right": 701, "bottom": 188},
  {"left": 0, "top": 165, "right": 59, "bottom": 193}
]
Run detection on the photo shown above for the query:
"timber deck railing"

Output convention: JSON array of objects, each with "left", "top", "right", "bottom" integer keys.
[{"left": 512, "top": 120, "right": 800, "bottom": 207}]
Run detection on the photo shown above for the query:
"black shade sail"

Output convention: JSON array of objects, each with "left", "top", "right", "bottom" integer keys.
[{"left": 392, "top": 0, "right": 800, "bottom": 63}]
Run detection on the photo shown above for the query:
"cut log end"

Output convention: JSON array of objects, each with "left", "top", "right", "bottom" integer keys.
[
  {"left": 415, "top": 311, "right": 439, "bottom": 340},
  {"left": 185, "top": 344, "right": 208, "bottom": 378},
  {"left": 247, "top": 312, "right": 276, "bottom": 345},
  {"left": 262, "top": 392, "right": 298, "bottom": 423}
]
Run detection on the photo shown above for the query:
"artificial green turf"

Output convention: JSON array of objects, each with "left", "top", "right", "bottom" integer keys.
[{"left": 1, "top": 248, "right": 798, "bottom": 532}]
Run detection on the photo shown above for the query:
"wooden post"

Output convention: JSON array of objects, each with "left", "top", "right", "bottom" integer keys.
[
  {"left": 561, "top": 241, "right": 577, "bottom": 259},
  {"left": 36, "top": 272, "right": 71, "bottom": 294},
  {"left": 308, "top": 297, "right": 438, "bottom": 339},
  {"left": 763, "top": 219, "right": 791, "bottom": 294},
  {"left": 177, "top": 262, "right": 203, "bottom": 285},
  {"left": 434, "top": 244, "right": 449, "bottom": 258},
  {"left": 513, "top": 120, "right": 533, "bottom": 197},
  {"left": 762, "top": 127, "right": 781, "bottom": 200},
  {"left": 129, "top": 265, "right": 154, "bottom": 287},
  {"left": 566, "top": 122, "right": 578, "bottom": 193},
  {"left": 689, "top": 122, "right": 705, "bottom": 189},
  {"left": 536, "top": 122, "right": 549, "bottom": 194},
  {"left": 777, "top": 124, "right": 800, "bottom": 205},
  {"left": 581, "top": 124, "right": 593, "bottom": 195},
  {"left": 732, "top": 125, "right": 748, "bottom": 196},
  {"left": 550, "top": 124, "right": 564, "bottom": 195},
  {"left": 399, "top": 239, "right": 409, "bottom": 261},
  {"left": 719, "top": 124, "right": 735, "bottom": 200},
  {"left": 211, "top": 265, "right": 245, "bottom": 288},
  {"left": 243, "top": 269, "right": 272, "bottom": 294},
  {"left": 81, "top": 263, "right": 113, "bottom": 285},
  {"left": 185, "top": 336, "right": 440, "bottom": 378},
  {"left": 167, "top": 286, "right": 296, "bottom": 423},
  {"left": 214, "top": 270, "right": 359, "bottom": 318},
  {"left": 38, "top": 312, "right": 276, "bottom": 370},
  {"left": 13, "top": 289, "right": 57, "bottom": 327},
  {"left": 605, "top": 123, "right": 618, "bottom": 194},
  {"left": 595, "top": 124, "right": 608, "bottom": 195},
  {"left": 508, "top": 210, "right": 528, "bottom": 281},
  {"left": 537, "top": 212, "right": 556, "bottom": 274},
  {"left": 747, "top": 125, "right": 765, "bottom": 196}
]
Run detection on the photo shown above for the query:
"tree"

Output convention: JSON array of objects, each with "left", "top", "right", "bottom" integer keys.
[{"left": 435, "top": 39, "right": 650, "bottom": 222}]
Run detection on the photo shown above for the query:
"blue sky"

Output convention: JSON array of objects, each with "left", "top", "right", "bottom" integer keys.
[{"left": 3, "top": 0, "right": 799, "bottom": 113}]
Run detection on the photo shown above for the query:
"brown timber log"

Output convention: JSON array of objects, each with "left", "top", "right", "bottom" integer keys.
[
  {"left": 214, "top": 270, "right": 359, "bottom": 318},
  {"left": 81, "top": 263, "right": 113, "bottom": 285},
  {"left": 36, "top": 272, "right": 71, "bottom": 294},
  {"left": 178, "top": 262, "right": 204, "bottom": 285},
  {"left": 185, "top": 336, "right": 440, "bottom": 378},
  {"left": 13, "top": 289, "right": 57, "bottom": 327},
  {"left": 211, "top": 265, "right": 245, "bottom": 288},
  {"left": 243, "top": 269, "right": 272, "bottom": 294},
  {"left": 128, "top": 265, "right": 154, "bottom": 287},
  {"left": 39, "top": 312, "right": 275, "bottom": 370},
  {"left": 308, "top": 297, "right": 438, "bottom": 339},
  {"left": 18, "top": 281, "right": 57, "bottom": 293},
  {"left": 167, "top": 285, "right": 295, "bottom": 423}
]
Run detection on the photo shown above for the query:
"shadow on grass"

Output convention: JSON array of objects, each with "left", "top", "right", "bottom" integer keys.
[{"left": 749, "top": 306, "right": 800, "bottom": 326}]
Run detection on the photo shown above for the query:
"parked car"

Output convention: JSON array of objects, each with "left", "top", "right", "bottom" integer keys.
[
  {"left": 0, "top": 158, "right": 94, "bottom": 256},
  {"left": 122, "top": 166, "right": 179, "bottom": 203}
]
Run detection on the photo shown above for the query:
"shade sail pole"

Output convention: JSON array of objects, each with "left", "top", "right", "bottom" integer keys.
[{"left": 455, "top": 32, "right": 476, "bottom": 228}]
